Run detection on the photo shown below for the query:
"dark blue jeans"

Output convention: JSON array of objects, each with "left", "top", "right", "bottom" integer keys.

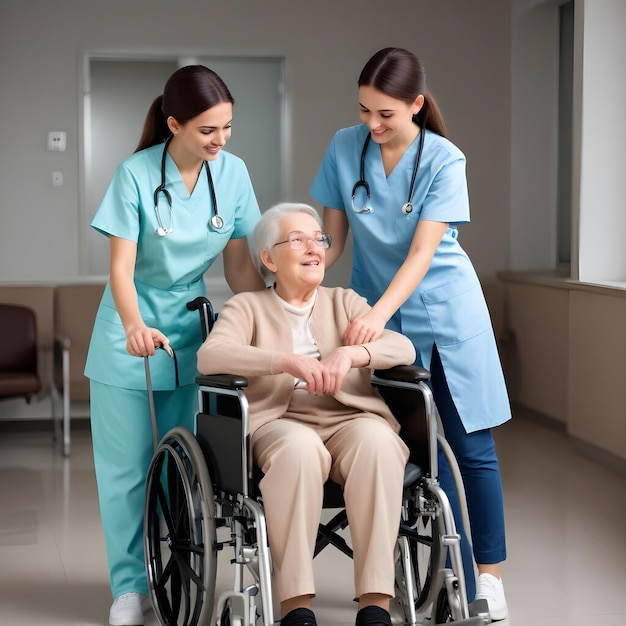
[{"left": 430, "top": 346, "right": 507, "bottom": 601}]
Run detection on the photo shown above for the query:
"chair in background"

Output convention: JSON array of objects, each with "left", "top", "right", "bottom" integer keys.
[
  {"left": 52, "top": 283, "right": 105, "bottom": 456},
  {"left": 0, "top": 304, "right": 42, "bottom": 406}
]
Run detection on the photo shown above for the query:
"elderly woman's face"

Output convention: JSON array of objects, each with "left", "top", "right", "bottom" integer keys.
[{"left": 262, "top": 212, "right": 326, "bottom": 291}]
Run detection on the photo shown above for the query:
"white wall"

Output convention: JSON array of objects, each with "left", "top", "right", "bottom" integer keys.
[
  {"left": 575, "top": 0, "right": 626, "bottom": 283},
  {"left": 510, "top": 0, "right": 626, "bottom": 283},
  {"left": 85, "top": 60, "right": 178, "bottom": 275},
  {"left": 511, "top": 0, "right": 560, "bottom": 270},
  {"left": 0, "top": 0, "right": 512, "bottom": 295}
]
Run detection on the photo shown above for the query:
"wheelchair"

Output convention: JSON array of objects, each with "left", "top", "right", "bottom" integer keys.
[{"left": 143, "top": 297, "right": 490, "bottom": 626}]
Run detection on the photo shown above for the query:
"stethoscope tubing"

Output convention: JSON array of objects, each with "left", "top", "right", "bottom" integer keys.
[
  {"left": 153, "top": 135, "right": 223, "bottom": 236},
  {"left": 351, "top": 125, "right": 425, "bottom": 215}
]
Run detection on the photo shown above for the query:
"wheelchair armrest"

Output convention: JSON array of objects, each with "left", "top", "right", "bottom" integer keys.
[
  {"left": 372, "top": 364, "right": 430, "bottom": 384},
  {"left": 195, "top": 373, "right": 248, "bottom": 389}
]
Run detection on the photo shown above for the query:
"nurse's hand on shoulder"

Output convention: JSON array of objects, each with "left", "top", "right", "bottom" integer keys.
[
  {"left": 125, "top": 325, "right": 170, "bottom": 358},
  {"left": 343, "top": 309, "right": 386, "bottom": 346}
]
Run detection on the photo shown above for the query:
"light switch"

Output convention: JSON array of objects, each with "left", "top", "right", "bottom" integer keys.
[
  {"left": 47, "top": 131, "right": 67, "bottom": 152},
  {"left": 52, "top": 171, "right": 63, "bottom": 187}
]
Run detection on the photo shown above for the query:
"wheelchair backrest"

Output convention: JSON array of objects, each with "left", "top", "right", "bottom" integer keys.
[{"left": 195, "top": 382, "right": 252, "bottom": 497}]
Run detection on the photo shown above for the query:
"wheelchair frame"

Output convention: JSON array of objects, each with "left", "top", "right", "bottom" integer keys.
[{"left": 142, "top": 298, "right": 490, "bottom": 626}]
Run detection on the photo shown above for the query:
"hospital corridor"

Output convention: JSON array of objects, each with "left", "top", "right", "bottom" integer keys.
[{"left": 0, "top": 406, "right": 624, "bottom": 626}]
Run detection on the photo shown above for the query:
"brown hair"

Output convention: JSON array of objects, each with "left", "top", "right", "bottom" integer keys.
[
  {"left": 135, "top": 65, "right": 234, "bottom": 152},
  {"left": 358, "top": 48, "right": 447, "bottom": 138}
]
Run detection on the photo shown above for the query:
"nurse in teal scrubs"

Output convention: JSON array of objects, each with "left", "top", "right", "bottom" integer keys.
[
  {"left": 311, "top": 48, "right": 510, "bottom": 621},
  {"left": 84, "top": 65, "right": 265, "bottom": 626}
]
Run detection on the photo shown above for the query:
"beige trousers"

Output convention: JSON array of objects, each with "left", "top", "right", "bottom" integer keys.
[{"left": 251, "top": 395, "right": 409, "bottom": 603}]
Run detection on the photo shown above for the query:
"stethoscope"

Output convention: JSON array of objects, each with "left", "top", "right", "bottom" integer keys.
[
  {"left": 351, "top": 124, "right": 425, "bottom": 215},
  {"left": 153, "top": 135, "right": 224, "bottom": 236}
]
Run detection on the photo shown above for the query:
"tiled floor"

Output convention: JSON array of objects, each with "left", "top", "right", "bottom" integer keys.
[{"left": 0, "top": 408, "right": 625, "bottom": 626}]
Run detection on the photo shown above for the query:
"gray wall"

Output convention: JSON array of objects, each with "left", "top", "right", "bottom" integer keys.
[
  {"left": 0, "top": 0, "right": 511, "bottom": 294},
  {"left": 83, "top": 57, "right": 284, "bottom": 278}
]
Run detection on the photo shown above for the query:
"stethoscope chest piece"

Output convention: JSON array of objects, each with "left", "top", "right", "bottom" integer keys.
[
  {"left": 156, "top": 225, "right": 173, "bottom": 237},
  {"left": 352, "top": 126, "right": 425, "bottom": 215},
  {"left": 210, "top": 215, "right": 224, "bottom": 230},
  {"left": 351, "top": 180, "right": 374, "bottom": 214},
  {"left": 153, "top": 135, "right": 224, "bottom": 237}
]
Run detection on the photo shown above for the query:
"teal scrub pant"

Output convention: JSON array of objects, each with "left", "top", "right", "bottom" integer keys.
[{"left": 90, "top": 380, "right": 198, "bottom": 599}]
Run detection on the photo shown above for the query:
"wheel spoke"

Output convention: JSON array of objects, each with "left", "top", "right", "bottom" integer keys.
[
  {"left": 145, "top": 428, "right": 217, "bottom": 626},
  {"left": 173, "top": 548, "right": 207, "bottom": 590}
]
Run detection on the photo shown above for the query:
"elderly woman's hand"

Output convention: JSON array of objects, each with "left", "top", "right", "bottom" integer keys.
[
  {"left": 276, "top": 353, "right": 329, "bottom": 395},
  {"left": 319, "top": 346, "right": 370, "bottom": 395},
  {"left": 276, "top": 345, "right": 370, "bottom": 395}
]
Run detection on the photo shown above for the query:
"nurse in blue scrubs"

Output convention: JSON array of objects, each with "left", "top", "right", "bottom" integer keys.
[
  {"left": 84, "top": 65, "right": 265, "bottom": 626},
  {"left": 311, "top": 48, "right": 510, "bottom": 622}
]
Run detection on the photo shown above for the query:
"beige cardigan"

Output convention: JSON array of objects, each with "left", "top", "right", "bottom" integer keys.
[{"left": 197, "top": 286, "right": 416, "bottom": 436}]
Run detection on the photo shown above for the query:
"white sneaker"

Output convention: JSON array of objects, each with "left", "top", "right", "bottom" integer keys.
[
  {"left": 475, "top": 573, "right": 508, "bottom": 621},
  {"left": 109, "top": 592, "right": 146, "bottom": 626}
]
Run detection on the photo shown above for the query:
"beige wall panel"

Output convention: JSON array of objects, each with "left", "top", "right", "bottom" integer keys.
[
  {"left": 569, "top": 291, "right": 626, "bottom": 460},
  {"left": 502, "top": 283, "right": 569, "bottom": 422}
]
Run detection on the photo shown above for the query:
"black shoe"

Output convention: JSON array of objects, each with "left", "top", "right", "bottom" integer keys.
[
  {"left": 280, "top": 607, "right": 317, "bottom": 626},
  {"left": 355, "top": 605, "right": 392, "bottom": 626}
]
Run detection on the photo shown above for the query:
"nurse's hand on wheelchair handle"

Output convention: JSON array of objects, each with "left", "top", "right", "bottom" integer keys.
[
  {"left": 125, "top": 325, "right": 170, "bottom": 358},
  {"left": 157, "top": 342, "right": 174, "bottom": 358}
]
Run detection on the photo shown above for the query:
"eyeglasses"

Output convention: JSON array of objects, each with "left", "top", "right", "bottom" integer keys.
[{"left": 273, "top": 231, "right": 332, "bottom": 250}]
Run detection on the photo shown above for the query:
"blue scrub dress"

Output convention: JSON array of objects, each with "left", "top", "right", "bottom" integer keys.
[
  {"left": 311, "top": 124, "right": 511, "bottom": 596},
  {"left": 85, "top": 143, "right": 260, "bottom": 598}
]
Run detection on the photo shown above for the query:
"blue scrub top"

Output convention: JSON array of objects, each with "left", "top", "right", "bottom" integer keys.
[
  {"left": 311, "top": 124, "right": 510, "bottom": 432},
  {"left": 85, "top": 143, "right": 261, "bottom": 390}
]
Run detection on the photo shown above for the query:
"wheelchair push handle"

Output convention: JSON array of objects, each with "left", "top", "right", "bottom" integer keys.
[{"left": 187, "top": 296, "right": 216, "bottom": 341}]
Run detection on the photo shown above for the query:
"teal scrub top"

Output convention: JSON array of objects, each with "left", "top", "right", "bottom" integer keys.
[
  {"left": 311, "top": 124, "right": 510, "bottom": 432},
  {"left": 85, "top": 143, "right": 261, "bottom": 390}
]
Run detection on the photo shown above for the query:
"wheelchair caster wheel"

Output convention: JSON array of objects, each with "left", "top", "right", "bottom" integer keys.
[
  {"left": 216, "top": 592, "right": 249, "bottom": 626},
  {"left": 220, "top": 603, "right": 243, "bottom": 626}
]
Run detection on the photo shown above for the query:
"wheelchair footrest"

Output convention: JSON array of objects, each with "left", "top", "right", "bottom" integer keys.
[
  {"left": 439, "top": 618, "right": 489, "bottom": 625},
  {"left": 468, "top": 597, "right": 491, "bottom": 623}
]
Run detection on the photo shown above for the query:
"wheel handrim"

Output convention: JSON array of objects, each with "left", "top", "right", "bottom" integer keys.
[{"left": 145, "top": 427, "right": 216, "bottom": 626}]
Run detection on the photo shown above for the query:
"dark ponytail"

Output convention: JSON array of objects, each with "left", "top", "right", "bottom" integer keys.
[
  {"left": 358, "top": 48, "right": 447, "bottom": 138},
  {"left": 135, "top": 65, "right": 234, "bottom": 153},
  {"left": 135, "top": 95, "right": 170, "bottom": 152}
]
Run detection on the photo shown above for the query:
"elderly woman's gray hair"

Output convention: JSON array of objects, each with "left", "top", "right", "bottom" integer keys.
[{"left": 249, "top": 202, "right": 323, "bottom": 281}]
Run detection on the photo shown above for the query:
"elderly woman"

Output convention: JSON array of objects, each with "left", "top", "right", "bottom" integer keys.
[{"left": 197, "top": 202, "right": 416, "bottom": 626}]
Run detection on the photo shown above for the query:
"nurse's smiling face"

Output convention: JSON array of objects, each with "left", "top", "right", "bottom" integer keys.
[
  {"left": 358, "top": 85, "right": 423, "bottom": 149},
  {"left": 168, "top": 101, "right": 233, "bottom": 162}
]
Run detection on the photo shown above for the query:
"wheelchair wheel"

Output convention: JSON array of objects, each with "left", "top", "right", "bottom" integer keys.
[
  {"left": 435, "top": 586, "right": 453, "bottom": 623},
  {"left": 145, "top": 426, "right": 217, "bottom": 626},
  {"left": 410, "top": 513, "right": 445, "bottom": 608},
  {"left": 219, "top": 600, "right": 243, "bottom": 626},
  {"left": 397, "top": 491, "right": 447, "bottom": 618}
]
